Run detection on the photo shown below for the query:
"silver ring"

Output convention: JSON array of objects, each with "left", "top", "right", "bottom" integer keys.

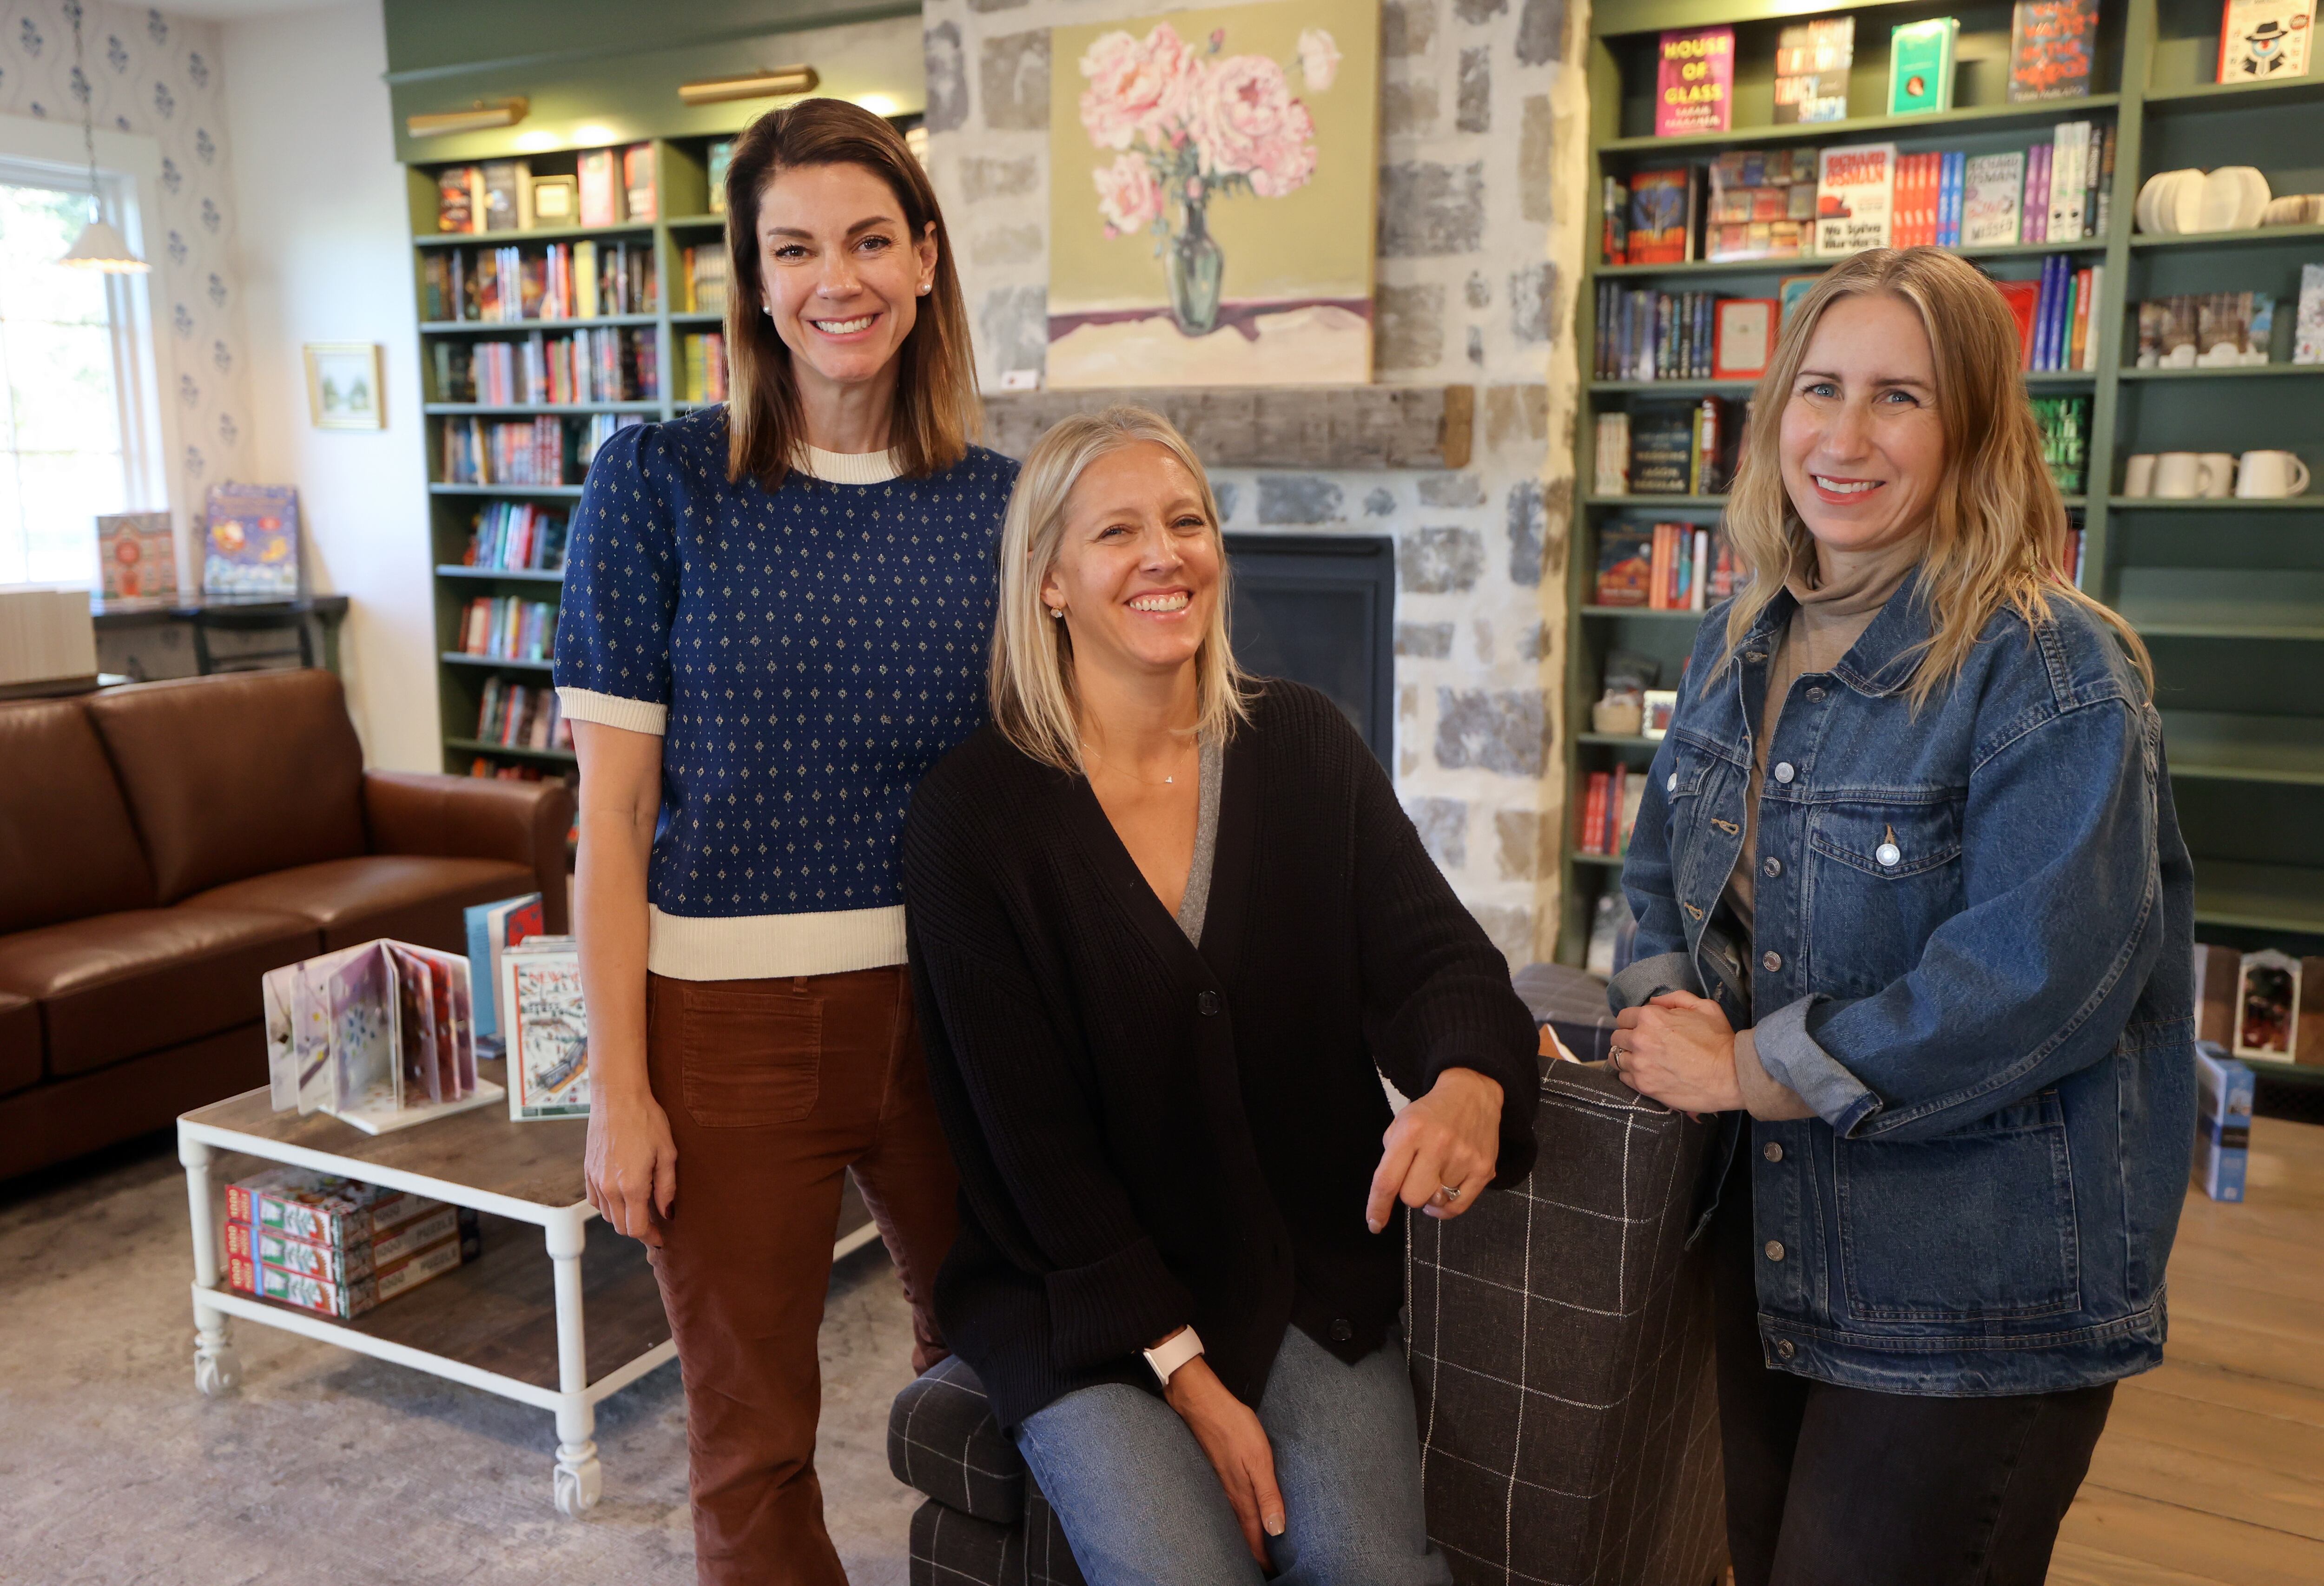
[{"left": 1439, "top": 1184, "right": 1462, "bottom": 1201}]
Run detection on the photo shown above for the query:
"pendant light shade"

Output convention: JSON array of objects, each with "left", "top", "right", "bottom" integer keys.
[{"left": 59, "top": 218, "right": 149, "bottom": 273}]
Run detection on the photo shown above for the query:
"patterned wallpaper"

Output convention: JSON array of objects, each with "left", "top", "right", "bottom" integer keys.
[{"left": 0, "top": 0, "right": 251, "bottom": 500}]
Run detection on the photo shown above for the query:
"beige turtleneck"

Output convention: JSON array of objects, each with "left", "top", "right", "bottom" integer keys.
[{"left": 1726, "top": 534, "right": 1924, "bottom": 1121}]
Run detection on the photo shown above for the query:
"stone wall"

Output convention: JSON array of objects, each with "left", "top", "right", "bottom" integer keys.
[{"left": 923, "top": 0, "right": 1591, "bottom": 964}]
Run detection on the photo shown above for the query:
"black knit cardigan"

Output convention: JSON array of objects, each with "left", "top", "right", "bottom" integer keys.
[{"left": 900, "top": 680, "right": 1540, "bottom": 1430}]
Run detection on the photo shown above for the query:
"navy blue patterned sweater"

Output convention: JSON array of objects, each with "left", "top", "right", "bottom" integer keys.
[{"left": 552, "top": 407, "right": 1017, "bottom": 980}]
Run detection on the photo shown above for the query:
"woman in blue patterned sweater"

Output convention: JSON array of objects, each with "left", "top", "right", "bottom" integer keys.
[{"left": 551, "top": 101, "right": 1016, "bottom": 1584}]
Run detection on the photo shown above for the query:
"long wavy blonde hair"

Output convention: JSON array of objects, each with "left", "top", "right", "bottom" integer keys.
[
  {"left": 1718, "top": 247, "right": 2150, "bottom": 706},
  {"left": 989, "top": 406, "right": 1253, "bottom": 774}
]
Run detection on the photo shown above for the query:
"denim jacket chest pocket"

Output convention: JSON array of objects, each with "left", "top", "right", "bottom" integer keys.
[
  {"left": 1803, "top": 796, "right": 1966, "bottom": 997},
  {"left": 1664, "top": 733, "right": 1743, "bottom": 910}
]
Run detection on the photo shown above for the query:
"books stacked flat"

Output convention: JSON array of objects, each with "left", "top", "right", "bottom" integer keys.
[{"left": 225, "top": 1169, "right": 482, "bottom": 1320}]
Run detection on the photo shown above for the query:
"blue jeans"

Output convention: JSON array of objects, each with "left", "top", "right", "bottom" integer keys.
[{"left": 1013, "top": 1325, "right": 1452, "bottom": 1586}]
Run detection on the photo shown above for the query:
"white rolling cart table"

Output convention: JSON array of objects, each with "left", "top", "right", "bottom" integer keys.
[{"left": 177, "top": 1060, "right": 882, "bottom": 1514}]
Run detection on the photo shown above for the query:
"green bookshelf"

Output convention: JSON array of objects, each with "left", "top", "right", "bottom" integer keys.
[{"left": 1562, "top": 0, "right": 2324, "bottom": 1089}]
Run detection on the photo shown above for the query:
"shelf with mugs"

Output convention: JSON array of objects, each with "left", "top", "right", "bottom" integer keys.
[{"left": 2115, "top": 363, "right": 2324, "bottom": 379}]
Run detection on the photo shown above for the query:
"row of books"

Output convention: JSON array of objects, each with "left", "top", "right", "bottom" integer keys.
[
  {"left": 2032, "top": 396, "right": 2093, "bottom": 495},
  {"left": 1577, "top": 766, "right": 1647, "bottom": 859},
  {"left": 2060, "top": 525, "right": 2087, "bottom": 587},
  {"left": 423, "top": 241, "right": 660, "bottom": 325},
  {"left": 440, "top": 329, "right": 658, "bottom": 406},
  {"left": 1593, "top": 288, "right": 1720, "bottom": 382},
  {"left": 1591, "top": 400, "right": 1742, "bottom": 498},
  {"left": 680, "top": 332, "right": 731, "bottom": 405},
  {"left": 1622, "top": 130, "right": 2114, "bottom": 271},
  {"left": 438, "top": 413, "right": 638, "bottom": 487},
  {"left": 435, "top": 146, "right": 657, "bottom": 235},
  {"left": 474, "top": 678, "right": 573, "bottom": 753},
  {"left": 1595, "top": 523, "right": 1743, "bottom": 612},
  {"left": 462, "top": 502, "right": 568, "bottom": 573},
  {"left": 680, "top": 245, "right": 729, "bottom": 315},
  {"left": 458, "top": 597, "right": 556, "bottom": 663},
  {"left": 226, "top": 1170, "right": 482, "bottom": 1320},
  {"left": 2135, "top": 293, "right": 2281, "bottom": 368}
]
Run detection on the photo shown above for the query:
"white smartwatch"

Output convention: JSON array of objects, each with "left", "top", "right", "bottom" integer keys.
[{"left": 1142, "top": 1326, "right": 1205, "bottom": 1388}]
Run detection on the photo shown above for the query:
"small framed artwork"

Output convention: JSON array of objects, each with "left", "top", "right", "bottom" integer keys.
[
  {"left": 529, "top": 174, "right": 579, "bottom": 226},
  {"left": 1712, "top": 299, "right": 1776, "bottom": 381},
  {"left": 304, "top": 342, "right": 384, "bottom": 430},
  {"left": 2234, "top": 948, "right": 2300, "bottom": 1062},
  {"left": 1641, "top": 688, "right": 1680, "bottom": 739}
]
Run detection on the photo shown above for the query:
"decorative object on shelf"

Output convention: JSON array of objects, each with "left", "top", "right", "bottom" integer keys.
[
  {"left": 1643, "top": 689, "right": 1680, "bottom": 739},
  {"left": 1773, "top": 16, "right": 1853, "bottom": 124},
  {"left": 1591, "top": 685, "right": 1645, "bottom": 737},
  {"left": 2234, "top": 947, "right": 2303, "bottom": 1060},
  {"left": 260, "top": 940, "right": 502, "bottom": 1133},
  {"left": 1887, "top": 18, "right": 1961, "bottom": 116},
  {"left": 1705, "top": 149, "right": 1815, "bottom": 262},
  {"left": 2123, "top": 452, "right": 2157, "bottom": 496},
  {"left": 96, "top": 512, "right": 176, "bottom": 600},
  {"left": 2009, "top": 0, "right": 2100, "bottom": 100},
  {"left": 529, "top": 174, "right": 579, "bottom": 226},
  {"left": 2299, "top": 264, "right": 2324, "bottom": 363},
  {"left": 2151, "top": 450, "right": 2232, "bottom": 498},
  {"left": 2217, "top": 0, "right": 2314, "bottom": 82},
  {"left": 1046, "top": 0, "right": 1379, "bottom": 386},
  {"left": 2191, "top": 1044, "right": 2252, "bottom": 1200},
  {"left": 1656, "top": 26, "right": 1735, "bottom": 137},
  {"left": 304, "top": 343, "right": 384, "bottom": 430},
  {"left": 2236, "top": 448, "right": 2312, "bottom": 497},
  {"left": 504, "top": 936, "right": 591, "bottom": 1120},
  {"left": 1815, "top": 143, "right": 1896, "bottom": 255},
  {"left": 2137, "top": 165, "right": 2272, "bottom": 234},
  {"left": 204, "top": 483, "right": 302, "bottom": 597}
]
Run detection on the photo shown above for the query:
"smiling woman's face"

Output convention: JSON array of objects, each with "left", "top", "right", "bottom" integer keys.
[
  {"left": 755, "top": 161, "right": 936, "bottom": 398},
  {"left": 1778, "top": 291, "right": 1949, "bottom": 560},
  {"left": 1042, "top": 441, "right": 1220, "bottom": 687}
]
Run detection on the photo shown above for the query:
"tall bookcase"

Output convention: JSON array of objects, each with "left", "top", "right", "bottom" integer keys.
[
  {"left": 1564, "top": 0, "right": 2324, "bottom": 1089},
  {"left": 409, "top": 137, "right": 739, "bottom": 795}
]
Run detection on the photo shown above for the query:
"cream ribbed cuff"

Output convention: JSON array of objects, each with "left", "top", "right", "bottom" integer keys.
[
  {"left": 557, "top": 687, "right": 668, "bottom": 736},
  {"left": 647, "top": 903, "right": 907, "bottom": 981}
]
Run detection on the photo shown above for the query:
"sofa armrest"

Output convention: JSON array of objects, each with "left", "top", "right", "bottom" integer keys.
[
  {"left": 889, "top": 1355, "right": 1026, "bottom": 1525},
  {"left": 363, "top": 771, "right": 571, "bottom": 934}
]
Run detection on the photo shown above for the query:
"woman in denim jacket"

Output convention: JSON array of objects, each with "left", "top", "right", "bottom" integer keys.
[{"left": 1607, "top": 248, "right": 2196, "bottom": 1586}]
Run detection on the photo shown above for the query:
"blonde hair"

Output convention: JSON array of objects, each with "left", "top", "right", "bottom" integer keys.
[
  {"left": 1718, "top": 246, "right": 2151, "bottom": 706},
  {"left": 989, "top": 407, "right": 1253, "bottom": 774},
  {"left": 721, "top": 99, "right": 980, "bottom": 487}
]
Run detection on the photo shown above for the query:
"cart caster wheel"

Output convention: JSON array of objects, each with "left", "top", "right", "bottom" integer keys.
[
  {"left": 554, "top": 1444, "right": 601, "bottom": 1517},
  {"left": 195, "top": 1346, "right": 242, "bottom": 1397}
]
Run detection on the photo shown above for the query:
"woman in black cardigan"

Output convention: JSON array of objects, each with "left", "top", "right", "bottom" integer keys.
[{"left": 901, "top": 407, "right": 1539, "bottom": 1586}]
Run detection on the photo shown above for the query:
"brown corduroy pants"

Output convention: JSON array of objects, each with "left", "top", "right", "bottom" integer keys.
[{"left": 645, "top": 966, "right": 959, "bottom": 1586}]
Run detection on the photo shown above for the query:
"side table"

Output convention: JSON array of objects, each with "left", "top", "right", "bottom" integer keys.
[{"left": 177, "top": 1061, "right": 881, "bottom": 1514}]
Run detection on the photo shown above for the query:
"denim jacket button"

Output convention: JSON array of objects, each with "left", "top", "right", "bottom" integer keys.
[
  {"left": 1764, "top": 1240, "right": 1785, "bottom": 1262},
  {"left": 1763, "top": 1141, "right": 1784, "bottom": 1163},
  {"left": 1776, "top": 1339, "right": 1796, "bottom": 1360},
  {"left": 1762, "top": 950, "right": 1782, "bottom": 972},
  {"left": 1773, "top": 762, "right": 1796, "bottom": 784},
  {"left": 1762, "top": 856, "right": 1781, "bottom": 878},
  {"left": 1666, "top": 773, "right": 1677, "bottom": 793}
]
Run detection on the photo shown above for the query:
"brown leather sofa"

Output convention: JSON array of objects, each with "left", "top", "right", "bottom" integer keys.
[{"left": 0, "top": 669, "right": 571, "bottom": 1180}]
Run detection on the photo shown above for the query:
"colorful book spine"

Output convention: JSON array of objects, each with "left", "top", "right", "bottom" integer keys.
[{"left": 2024, "top": 144, "right": 2051, "bottom": 244}]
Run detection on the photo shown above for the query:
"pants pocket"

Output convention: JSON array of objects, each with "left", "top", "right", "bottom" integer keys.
[{"left": 680, "top": 982, "right": 823, "bottom": 1127}]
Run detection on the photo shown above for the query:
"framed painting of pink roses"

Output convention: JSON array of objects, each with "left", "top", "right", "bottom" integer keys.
[{"left": 1046, "top": 0, "right": 1381, "bottom": 388}]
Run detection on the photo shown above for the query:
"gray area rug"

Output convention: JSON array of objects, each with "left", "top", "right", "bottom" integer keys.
[{"left": 0, "top": 1137, "right": 922, "bottom": 1584}]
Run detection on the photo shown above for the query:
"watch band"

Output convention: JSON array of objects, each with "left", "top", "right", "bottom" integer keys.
[{"left": 1142, "top": 1326, "right": 1205, "bottom": 1387}]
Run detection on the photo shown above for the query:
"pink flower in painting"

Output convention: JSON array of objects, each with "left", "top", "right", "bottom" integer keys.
[
  {"left": 1092, "top": 153, "right": 1165, "bottom": 238},
  {"left": 1296, "top": 28, "right": 1341, "bottom": 93},
  {"left": 1078, "top": 23, "right": 1203, "bottom": 151},
  {"left": 1194, "top": 55, "right": 1318, "bottom": 197}
]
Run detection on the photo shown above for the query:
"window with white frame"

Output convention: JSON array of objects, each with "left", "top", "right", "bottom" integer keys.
[{"left": 0, "top": 171, "right": 154, "bottom": 586}]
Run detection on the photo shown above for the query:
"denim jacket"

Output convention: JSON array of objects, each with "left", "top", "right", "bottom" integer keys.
[{"left": 1614, "top": 568, "right": 2196, "bottom": 1396}]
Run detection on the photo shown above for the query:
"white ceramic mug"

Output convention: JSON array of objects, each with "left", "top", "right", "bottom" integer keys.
[
  {"left": 2152, "top": 452, "right": 2204, "bottom": 498},
  {"left": 2123, "top": 454, "right": 2158, "bottom": 498},
  {"left": 2236, "top": 450, "right": 2312, "bottom": 499},
  {"left": 2196, "top": 454, "right": 2237, "bottom": 498}
]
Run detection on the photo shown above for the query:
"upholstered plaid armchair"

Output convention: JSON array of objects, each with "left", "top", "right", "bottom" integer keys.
[{"left": 887, "top": 965, "right": 1728, "bottom": 1586}]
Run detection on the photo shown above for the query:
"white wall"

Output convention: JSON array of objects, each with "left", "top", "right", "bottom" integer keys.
[{"left": 221, "top": 0, "right": 438, "bottom": 770}]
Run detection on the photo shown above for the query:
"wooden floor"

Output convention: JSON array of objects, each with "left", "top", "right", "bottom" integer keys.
[{"left": 2049, "top": 1113, "right": 2324, "bottom": 1586}]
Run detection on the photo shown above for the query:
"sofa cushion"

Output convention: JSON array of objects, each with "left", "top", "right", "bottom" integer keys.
[
  {"left": 0, "top": 991, "right": 38, "bottom": 1098},
  {"left": 1512, "top": 960, "right": 1620, "bottom": 1063},
  {"left": 179, "top": 855, "right": 538, "bottom": 955},
  {"left": 0, "top": 909, "right": 319, "bottom": 1079},
  {"left": 889, "top": 1354, "right": 1027, "bottom": 1525},
  {"left": 0, "top": 1022, "right": 266, "bottom": 1181},
  {"left": 85, "top": 671, "right": 366, "bottom": 903},
  {"left": 0, "top": 698, "right": 157, "bottom": 935}
]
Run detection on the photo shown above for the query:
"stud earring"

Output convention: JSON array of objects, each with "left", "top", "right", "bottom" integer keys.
[
  {"left": 1047, "top": 604, "right": 1064, "bottom": 619},
  {"left": 918, "top": 283, "right": 931, "bottom": 295}
]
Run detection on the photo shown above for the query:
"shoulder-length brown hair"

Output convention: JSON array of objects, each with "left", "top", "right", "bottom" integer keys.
[
  {"left": 722, "top": 99, "right": 979, "bottom": 487},
  {"left": 1718, "top": 246, "right": 2150, "bottom": 706}
]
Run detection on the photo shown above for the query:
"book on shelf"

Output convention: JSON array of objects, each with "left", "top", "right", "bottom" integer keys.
[
  {"left": 2046, "top": 120, "right": 2090, "bottom": 243},
  {"left": 96, "top": 511, "right": 175, "bottom": 600},
  {"left": 1595, "top": 524, "right": 1654, "bottom": 605},
  {"left": 504, "top": 936, "right": 591, "bottom": 1121},
  {"left": 2297, "top": 265, "right": 2324, "bottom": 364},
  {"left": 1779, "top": 273, "right": 1820, "bottom": 328},
  {"left": 473, "top": 678, "right": 572, "bottom": 753},
  {"left": 1705, "top": 149, "right": 1816, "bottom": 263},
  {"left": 1689, "top": 395, "right": 1738, "bottom": 494},
  {"left": 1773, "top": 17, "right": 1853, "bottom": 125},
  {"left": 1888, "top": 18, "right": 1960, "bottom": 116},
  {"left": 204, "top": 482, "right": 300, "bottom": 598},
  {"left": 1600, "top": 521, "right": 1726, "bottom": 612},
  {"left": 707, "top": 139, "right": 735, "bottom": 212},
  {"left": 577, "top": 149, "right": 618, "bottom": 226},
  {"left": 2031, "top": 394, "right": 2092, "bottom": 492},
  {"left": 1656, "top": 26, "right": 1735, "bottom": 137},
  {"left": 465, "top": 893, "right": 545, "bottom": 1044},
  {"left": 1601, "top": 175, "right": 1629, "bottom": 264},
  {"left": 436, "top": 166, "right": 482, "bottom": 235},
  {"left": 1593, "top": 412, "right": 1631, "bottom": 495},
  {"left": 1712, "top": 299, "right": 1775, "bottom": 380},
  {"left": 464, "top": 501, "right": 569, "bottom": 572},
  {"left": 682, "top": 333, "right": 730, "bottom": 404},
  {"left": 683, "top": 245, "right": 729, "bottom": 315},
  {"left": 460, "top": 596, "right": 558, "bottom": 662},
  {"left": 1576, "top": 767, "right": 1648, "bottom": 859},
  {"left": 2009, "top": 0, "right": 2099, "bottom": 100},
  {"left": 2218, "top": 1, "right": 2315, "bottom": 82},
  {"left": 1963, "top": 152, "right": 2027, "bottom": 246},
  {"left": 1595, "top": 284, "right": 1717, "bottom": 380},
  {"left": 621, "top": 143, "right": 658, "bottom": 221},
  {"left": 1627, "top": 406, "right": 1696, "bottom": 495},
  {"left": 479, "top": 160, "right": 530, "bottom": 232},
  {"left": 1815, "top": 143, "right": 1895, "bottom": 256},
  {"left": 2192, "top": 1044, "right": 2254, "bottom": 1200},
  {"left": 1627, "top": 168, "right": 1697, "bottom": 264}
]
